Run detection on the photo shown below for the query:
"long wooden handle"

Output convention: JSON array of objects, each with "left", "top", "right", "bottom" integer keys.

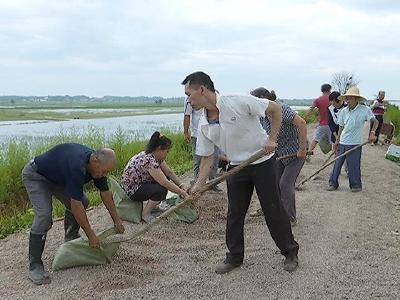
[
  {"left": 202, "top": 150, "right": 311, "bottom": 190},
  {"left": 198, "top": 149, "right": 269, "bottom": 192},
  {"left": 320, "top": 151, "right": 335, "bottom": 168},
  {"left": 296, "top": 141, "right": 369, "bottom": 188},
  {"left": 104, "top": 149, "right": 269, "bottom": 244}
]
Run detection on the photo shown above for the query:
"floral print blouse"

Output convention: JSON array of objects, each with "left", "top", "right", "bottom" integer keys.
[{"left": 121, "top": 151, "right": 161, "bottom": 197}]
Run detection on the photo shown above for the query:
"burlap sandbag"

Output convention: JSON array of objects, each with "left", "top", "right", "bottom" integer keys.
[
  {"left": 52, "top": 227, "right": 120, "bottom": 271},
  {"left": 165, "top": 192, "right": 199, "bottom": 224},
  {"left": 319, "top": 134, "right": 332, "bottom": 154},
  {"left": 109, "top": 175, "right": 142, "bottom": 223}
]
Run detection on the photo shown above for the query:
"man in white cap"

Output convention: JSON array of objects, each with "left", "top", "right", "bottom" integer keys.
[{"left": 327, "top": 86, "right": 378, "bottom": 192}]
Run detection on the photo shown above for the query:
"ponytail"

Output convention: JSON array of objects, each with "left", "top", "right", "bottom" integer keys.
[{"left": 145, "top": 131, "right": 172, "bottom": 154}]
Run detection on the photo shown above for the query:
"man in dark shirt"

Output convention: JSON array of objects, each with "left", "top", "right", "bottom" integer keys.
[{"left": 21, "top": 143, "right": 125, "bottom": 285}]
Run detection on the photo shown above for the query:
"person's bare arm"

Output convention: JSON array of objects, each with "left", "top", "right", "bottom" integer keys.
[
  {"left": 70, "top": 199, "right": 99, "bottom": 248},
  {"left": 264, "top": 101, "right": 282, "bottom": 153},
  {"left": 160, "top": 161, "right": 184, "bottom": 189},
  {"left": 183, "top": 115, "right": 191, "bottom": 143},
  {"left": 189, "top": 154, "right": 214, "bottom": 197},
  {"left": 333, "top": 126, "right": 344, "bottom": 153},
  {"left": 304, "top": 105, "right": 316, "bottom": 120},
  {"left": 148, "top": 168, "right": 189, "bottom": 198},
  {"left": 219, "top": 154, "right": 229, "bottom": 163},
  {"left": 292, "top": 114, "right": 307, "bottom": 158},
  {"left": 369, "top": 117, "right": 379, "bottom": 142},
  {"left": 100, "top": 190, "right": 125, "bottom": 233}
]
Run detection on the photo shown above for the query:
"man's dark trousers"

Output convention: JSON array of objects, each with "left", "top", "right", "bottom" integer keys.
[{"left": 225, "top": 156, "right": 299, "bottom": 265}]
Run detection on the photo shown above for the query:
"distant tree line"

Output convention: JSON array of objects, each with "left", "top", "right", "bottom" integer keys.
[{"left": 0, "top": 95, "right": 184, "bottom": 104}]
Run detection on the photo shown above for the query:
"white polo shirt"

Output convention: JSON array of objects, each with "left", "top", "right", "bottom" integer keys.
[{"left": 196, "top": 94, "right": 274, "bottom": 165}]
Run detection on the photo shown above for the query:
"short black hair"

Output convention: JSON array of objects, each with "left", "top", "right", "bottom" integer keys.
[
  {"left": 181, "top": 71, "right": 215, "bottom": 92},
  {"left": 329, "top": 91, "right": 341, "bottom": 101},
  {"left": 321, "top": 83, "right": 332, "bottom": 93}
]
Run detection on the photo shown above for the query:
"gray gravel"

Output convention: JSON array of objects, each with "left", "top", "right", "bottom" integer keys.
[{"left": 1, "top": 126, "right": 399, "bottom": 299}]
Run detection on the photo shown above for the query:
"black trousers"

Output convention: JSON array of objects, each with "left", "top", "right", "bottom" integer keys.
[
  {"left": 370, "top": 114, "right": 383, "bottom": 144},
  {"left": 225, "top": 156, "right": 299, "bottom": 264},
  {"left": 130, "top": 183, "right": 167, "bottom": 202}
]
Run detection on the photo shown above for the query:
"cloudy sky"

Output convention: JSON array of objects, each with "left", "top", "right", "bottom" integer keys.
[{"left": 0, "top": 0, "right": 399, "bottom": 99}]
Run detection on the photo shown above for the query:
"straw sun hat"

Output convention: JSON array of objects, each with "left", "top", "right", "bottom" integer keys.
[{"left": 338, "top": 86, "right": 366, "bottom": 102}]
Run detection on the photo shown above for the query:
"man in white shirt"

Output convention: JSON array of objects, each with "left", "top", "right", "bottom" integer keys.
[
  {"left": 181, "top": 71, "right": 299, "bottom": 274},
  {"left": 183, "top": 98, "right": 221, "bottom": 191}
]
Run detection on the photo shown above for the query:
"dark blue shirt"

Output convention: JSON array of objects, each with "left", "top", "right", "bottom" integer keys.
[{"left": 34, "top": 143, "right": 109, "bottom": 201}]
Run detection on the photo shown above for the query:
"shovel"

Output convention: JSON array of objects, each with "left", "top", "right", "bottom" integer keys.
[
  {"left": 103, "top": 150, "right": 309, "bottom": 245},
  {"left": 296, "top": 141, "right": 369, "bottom": 189}
]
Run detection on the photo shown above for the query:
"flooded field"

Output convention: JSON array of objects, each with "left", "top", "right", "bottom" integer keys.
[{"left": 0, "top": 113, "right": 183, "bottom": 141}]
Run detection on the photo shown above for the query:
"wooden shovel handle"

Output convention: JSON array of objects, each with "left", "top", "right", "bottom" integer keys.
[{"left": 296, "top": 141, "right": 369, "bottom": 188}]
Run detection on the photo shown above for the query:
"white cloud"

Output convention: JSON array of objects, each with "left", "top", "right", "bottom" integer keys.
[{"left": 0, "top": 0, "right": 399, "bottom": 98}]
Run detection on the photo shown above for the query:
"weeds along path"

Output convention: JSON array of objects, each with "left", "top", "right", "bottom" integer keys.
[{"left": 0, "top": 125, "right": 399, "bottom": 299}]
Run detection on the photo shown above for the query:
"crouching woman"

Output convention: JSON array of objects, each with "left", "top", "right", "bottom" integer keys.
[{"left": 121, "top": 132, "right": 189, "bottom": 222}]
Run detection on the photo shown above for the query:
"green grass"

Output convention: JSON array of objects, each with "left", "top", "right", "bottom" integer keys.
[
  {"left": 0, "top": 130, "right": 192, "bottom": 239},
  {"left": 0, "top": 106, "right": 183, "bottom": 121},
  {"left": 384, "top": 104, "right": 400, "bottom": 144},
  {"left": 298, "top": 110, "right": 318, "bottom": 124}
]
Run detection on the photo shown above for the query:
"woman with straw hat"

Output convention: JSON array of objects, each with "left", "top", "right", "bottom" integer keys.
[{"left": 327, "top": 86, "right": 378, "bottom": 192}]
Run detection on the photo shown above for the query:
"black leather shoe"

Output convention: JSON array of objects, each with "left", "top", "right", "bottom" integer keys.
[
  {"left": 215, "top": 261, "right": 242, "bottom": 274},
  {"left": 283, "top": 255, "right": 298, "bottom": 273}
]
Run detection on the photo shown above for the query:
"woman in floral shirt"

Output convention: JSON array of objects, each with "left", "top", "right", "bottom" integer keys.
[{"left": 121, "top": 131, "right": 189, "bottom": 222}]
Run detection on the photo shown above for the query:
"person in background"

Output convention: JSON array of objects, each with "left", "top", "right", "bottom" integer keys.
[
  {"left": 305, "top": 83, "right": 332, "bottom": 155},
  {"left": 121, "top": 132, "right": 189, "bottom": 223},
  {"left": 327, "top": 87, "right": 378, "bottom": 192},
  {"left": 217, "top": 149, "right": 230, "bottom": 175},
  {"left": 183, "top": 97, "right": 222, "bottom": 192},
  {"left": 328, "top": 91, "right": 347, "bottom": 145},
  {"left": 182, "top": 71, "right": 299, "bottom": 274},
  {"left": 22, "top": 143, "right": 125, "bottom": 285},
  {"left": 250, "top": 87, "right": 307, "bottom": 226},
  {"left": 370, "top": 90, "right": 386, "bottom": 145}
]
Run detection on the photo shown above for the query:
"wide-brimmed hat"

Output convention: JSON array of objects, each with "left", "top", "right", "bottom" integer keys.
[{"left": 338, "top": 86, "right": 366, "bottom": 102}]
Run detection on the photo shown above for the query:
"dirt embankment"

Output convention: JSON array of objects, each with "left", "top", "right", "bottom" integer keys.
[{"left": 1, "top": 125, "right": 399, "bottom": 299}]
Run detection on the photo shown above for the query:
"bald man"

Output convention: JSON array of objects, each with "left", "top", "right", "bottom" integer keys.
[{"left": 22, "top": 143, "right": 125, "bottom": 285}]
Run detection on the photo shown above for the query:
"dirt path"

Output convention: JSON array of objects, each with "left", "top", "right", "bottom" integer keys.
[{"left": 1, "top": 125, "right": 399, "bottom": 299}]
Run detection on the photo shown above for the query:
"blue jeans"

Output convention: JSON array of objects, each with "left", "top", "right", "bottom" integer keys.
[{"left": 329, "top": 144, "right": 362, "bottom": 189}]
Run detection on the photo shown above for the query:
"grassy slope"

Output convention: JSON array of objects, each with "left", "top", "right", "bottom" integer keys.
[{"left": 0, "top": 131, "right": 192, "bottom": 239}]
